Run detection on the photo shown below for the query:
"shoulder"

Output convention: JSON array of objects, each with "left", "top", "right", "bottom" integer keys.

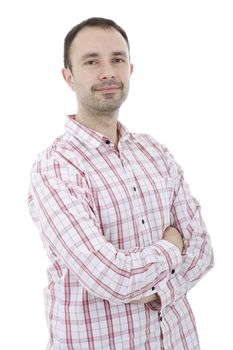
[
  {"left": 129, "top": 132, "right": 169, "bottom": 164},
  {"left": 131, "top": 132, "right": 165, "bottom": 153},
  {"left": 30, "top": 132, "right": 85, "bottom": 184},
  {"left": 129, "top": 132, "right": 182, "bottom": 178}
]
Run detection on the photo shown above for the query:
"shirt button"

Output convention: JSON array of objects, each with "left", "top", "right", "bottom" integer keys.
[
  {"left": 171, "top": 269, "right": 175, "bottom": 274},
  {"left": 158, "top": 312, "right": 163, "bottom": 322},
  {"left": 105, "top": 140, "right": 111, "bottom": 145}
]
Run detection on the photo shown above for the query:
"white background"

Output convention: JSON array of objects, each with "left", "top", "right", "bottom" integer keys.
[{"left": 0, "top": 1, "right": 232, "bottom": 349}]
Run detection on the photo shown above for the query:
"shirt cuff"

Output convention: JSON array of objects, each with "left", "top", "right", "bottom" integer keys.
[
  {"left": 146, "top": 240, "right": 183, "bottom": 311},
  {"left": 153, "top": 239, "right": 182, "bottom": 274}
]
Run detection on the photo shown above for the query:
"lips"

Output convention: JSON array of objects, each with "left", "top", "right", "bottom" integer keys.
[
  {"left": 93, "top": 80, "right": 123, "bottom": 92},
  {"left": 96, "top": 86, "right": 120, "bottom": 92}
]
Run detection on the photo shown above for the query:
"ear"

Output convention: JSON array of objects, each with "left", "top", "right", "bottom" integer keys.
[
  {"left": 62, "top": 67, "right": 75, "bottom": 91},
  {"left": 130, "top": 63, "right": 134, "bottom": 75}
]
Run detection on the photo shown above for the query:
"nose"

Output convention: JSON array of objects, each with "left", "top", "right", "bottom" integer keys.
[{"left": 98, "top": 62, "right": 116, "bottom": 80}]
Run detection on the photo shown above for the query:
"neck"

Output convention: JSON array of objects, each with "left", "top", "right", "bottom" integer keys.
[{"left": 75, "top": 109, "right": 119, "bottom": 147}]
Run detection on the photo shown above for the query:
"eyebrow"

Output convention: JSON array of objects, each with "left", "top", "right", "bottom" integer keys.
[
  {"left": 112, "top": 51, "right": 128, "bottom": 58},
  {"left": 80, "top": 51, "right": 128, "bottom": 62}
]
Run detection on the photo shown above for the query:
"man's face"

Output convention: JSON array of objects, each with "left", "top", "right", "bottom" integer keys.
[{"left": 63, "top": 26, "right": 133, "bottom": 115}]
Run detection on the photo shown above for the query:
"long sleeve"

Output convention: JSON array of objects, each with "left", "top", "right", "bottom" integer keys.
[
  {"left": 29, "top": 158, "right": 182, "bottom": 305},
  {"left": 29, "top": 117, "right": 208, "bottom": 349},
  {"left": 149, "top": 147, "right": 214, "bottom": 310}
]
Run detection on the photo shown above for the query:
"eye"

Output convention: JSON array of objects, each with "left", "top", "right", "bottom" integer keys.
[
  {"left": 85, "top": 60, "right": 98, "bottom": 65},
  {"left": 113, "top": 58, "right": 124, "bottom": 63}
]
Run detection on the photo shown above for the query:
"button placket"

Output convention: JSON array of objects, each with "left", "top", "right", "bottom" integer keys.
[
  {"left": 120, "top": 152, "right": 149, "bottom": 246},
  {"left": 158, "top": 312, "right": 163, "bottom": 322}
]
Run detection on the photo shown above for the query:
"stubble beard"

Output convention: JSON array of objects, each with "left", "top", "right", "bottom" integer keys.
[{"left": 81, "top": 82, "right": 129, "bottom": 116}]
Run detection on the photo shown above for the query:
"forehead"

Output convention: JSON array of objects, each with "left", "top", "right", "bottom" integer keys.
[{"left": 70, "top": 27, "right": 129, "bottom": 58}]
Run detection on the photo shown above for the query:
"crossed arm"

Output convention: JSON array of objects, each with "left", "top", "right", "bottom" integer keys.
[
  {"left": 29, "top": 155, "right": 214, "bottom": 307},
  {"left": 130, "top": 226, "right": 184, "bottom": 304}
]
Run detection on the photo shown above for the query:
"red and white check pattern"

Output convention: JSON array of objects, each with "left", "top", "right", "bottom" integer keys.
[{"left": 28, "top": 115, "right": 214, "bottom": 350}]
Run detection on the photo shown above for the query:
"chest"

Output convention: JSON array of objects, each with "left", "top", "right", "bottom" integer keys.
[{"left": 80, "top": 146, "right": 175, "bottom": 248}]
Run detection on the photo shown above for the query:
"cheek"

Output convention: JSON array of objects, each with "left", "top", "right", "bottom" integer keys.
[
  {"left": 73, "top": 74, "right": 92, "bottom": 92},
  {"left": 74, "top": 81, "right": 95, "bottom": 101},
  {"left": 121, "top": 74, "right": 131, "bottom": 89},
  {"left": 120, "top": 68, "right": 131, "bottom": 83}
]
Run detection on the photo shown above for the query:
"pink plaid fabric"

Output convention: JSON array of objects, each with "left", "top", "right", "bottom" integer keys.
[{"left": 28, "top": 115, "right": 214, "bottom": 350}]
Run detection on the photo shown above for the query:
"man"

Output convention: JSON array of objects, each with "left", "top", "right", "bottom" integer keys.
[{"left": 28, "top": 17, "right": 214, "bottom": 350}]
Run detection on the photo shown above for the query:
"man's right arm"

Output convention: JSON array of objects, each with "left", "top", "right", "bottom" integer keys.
[
  {"left": 29, "top": 158, "right": 182, "bottom": 305},
  {"left": 130, "top": 227, "right": 184, "bottom": 304}
]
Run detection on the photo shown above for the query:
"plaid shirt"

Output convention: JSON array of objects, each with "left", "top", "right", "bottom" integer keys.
[{"left": 28, "top": 115, "right": 214, "bottom": 350}]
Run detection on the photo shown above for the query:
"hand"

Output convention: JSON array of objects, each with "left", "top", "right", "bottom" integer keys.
[
  {"left": 163, "top": 226, "right": 184, "bottom": 254},
  {"left": 130, "top": 293, "right": 159, "bottom": 304}
]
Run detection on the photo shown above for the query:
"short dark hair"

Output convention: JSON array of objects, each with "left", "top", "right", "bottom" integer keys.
[{"left": 64, "top": 17, "right": 130, "bottom": 71}]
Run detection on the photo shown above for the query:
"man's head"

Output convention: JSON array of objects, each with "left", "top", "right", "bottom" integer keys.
[
  {"left": 64, "top": 17, "right": 130, "bottom": 72},
  {"left": 62, "top": 17, "right": 133, "bottom": 117}
]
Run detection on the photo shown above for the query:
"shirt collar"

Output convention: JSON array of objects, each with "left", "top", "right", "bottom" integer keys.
[{"left": 65, "top": 115, "right": 131, "bottom": 148}]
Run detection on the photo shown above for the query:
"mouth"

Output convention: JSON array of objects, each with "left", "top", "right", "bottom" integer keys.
[{"left": 95, "top": 86, "right": 120, "bottom": 93}]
